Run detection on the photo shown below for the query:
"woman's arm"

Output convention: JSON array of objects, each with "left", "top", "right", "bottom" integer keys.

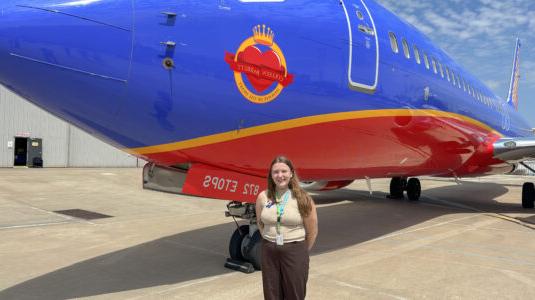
[
  {"left": 255, "top": 191, "right": 265, "bottom": 236},
  {"left": 303, "top": 200, "right": 318, "bottom": 251}
]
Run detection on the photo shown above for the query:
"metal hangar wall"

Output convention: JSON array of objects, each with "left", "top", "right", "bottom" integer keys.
[{"left": 0, "top": 85, "right": 143, "bottom": 168}]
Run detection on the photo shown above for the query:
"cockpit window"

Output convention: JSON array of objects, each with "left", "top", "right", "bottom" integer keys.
[{"left": 389, "top": 32, "right": 399, "bottom": 53}]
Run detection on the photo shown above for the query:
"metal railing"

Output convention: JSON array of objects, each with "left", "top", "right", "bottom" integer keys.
[{"left": 512, "top": 160, "right": 535, "bottom": 176}]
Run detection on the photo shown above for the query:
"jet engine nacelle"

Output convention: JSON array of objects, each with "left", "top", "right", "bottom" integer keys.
[{"left": 300, "top": 180, "right": 354, "bottom": 191}]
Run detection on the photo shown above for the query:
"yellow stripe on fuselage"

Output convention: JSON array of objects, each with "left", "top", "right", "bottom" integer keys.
[{"left": 126, "top": 109, "right": 501, "bottom": 155}]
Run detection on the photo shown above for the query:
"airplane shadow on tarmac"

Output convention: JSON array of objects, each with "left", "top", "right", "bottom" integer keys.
[{"left": 0, "top": 181, "right": 531, "bottom": 299}]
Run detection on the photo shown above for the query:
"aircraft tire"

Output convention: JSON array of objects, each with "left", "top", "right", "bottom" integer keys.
[
  {"left": 389, "top": 177, "right": 406, "bottom": 198},
  {"left": 522, "top": 182, "right": 535, "bottom": 209},
  {"left": 229, "top": 225, "right": 249, "bottom": 261},
  {"left": 406, "top": 178, "right": 421, "bottom": 201},
  {"left": 243, "top": 230, "right": 262, "bottom": 270}
]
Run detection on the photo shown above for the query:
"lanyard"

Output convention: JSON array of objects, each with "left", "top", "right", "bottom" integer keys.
[{"left": 275, "top": 190, "right": 291, "bottom": 234}]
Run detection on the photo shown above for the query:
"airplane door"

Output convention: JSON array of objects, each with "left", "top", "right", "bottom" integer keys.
[{"left": 340, "top": 0, "right": 379, "bottom": 93}]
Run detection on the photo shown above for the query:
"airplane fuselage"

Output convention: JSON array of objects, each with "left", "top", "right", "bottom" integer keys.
[{"left": 0, "top": 0, "right": 532, "bottom": 180}]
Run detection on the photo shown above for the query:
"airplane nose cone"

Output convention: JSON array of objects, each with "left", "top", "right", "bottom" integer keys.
[{"left": 0, "top": 0, "right": 133, "bottom": 133}]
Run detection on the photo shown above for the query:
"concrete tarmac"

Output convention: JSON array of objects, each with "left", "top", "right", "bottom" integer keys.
[{"left": 1, "top": 168, "right": 535, "bottom": 299}]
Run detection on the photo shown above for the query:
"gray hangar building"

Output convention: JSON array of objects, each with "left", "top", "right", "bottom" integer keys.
[{"left": 0, "top": 85, "right": 143, "bottom": 168}]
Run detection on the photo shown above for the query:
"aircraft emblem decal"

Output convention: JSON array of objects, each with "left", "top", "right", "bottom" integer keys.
[{"left": 225, "top": 24, "right": 294, "bottom": 104}]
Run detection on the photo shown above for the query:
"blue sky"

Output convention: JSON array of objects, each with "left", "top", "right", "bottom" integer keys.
[{"left": 377, "top": 0, "right": 535, "bottom": 127}]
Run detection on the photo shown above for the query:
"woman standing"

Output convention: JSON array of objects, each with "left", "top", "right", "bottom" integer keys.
[{"left": 256, "top": 156, "right": 318, "bottom": 300}]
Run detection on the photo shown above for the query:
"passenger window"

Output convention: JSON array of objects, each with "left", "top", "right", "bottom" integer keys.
[
  {"left": 413, "top": 45, "right": 421, "bottom": 64},
  {"left": 438, "top": 61, "right": 444, "bottom": 78},
  {"left": 423, "top": 53, "right": 430, "bottom": 69},
  {"left": 456, "top": 75, "right": 461, "bottom": 88},
  {"left": 445, "top": 66, "right": 450, "bottom": 81},
  {"left": 451, "top": 70, "right": 456, "bottom": 85},
  {"left": 389, "top": 32, "right": 399, "bottom": 53},
  {"left": 462, "top": 78, "right": 466, "bottom": 91},
  {"left": 467, "top": 84, "right": 471, "bottom": 95},
  {"left": 402, "top": 38, "right": 410, "bottom": 58},
  {"left": 431, "top": 58, "right": 438, "bottom": 74}
]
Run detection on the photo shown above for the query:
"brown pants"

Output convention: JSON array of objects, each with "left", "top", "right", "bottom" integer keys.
[{"left": 261, "top": 239, "right": 309, "bottom": 300}]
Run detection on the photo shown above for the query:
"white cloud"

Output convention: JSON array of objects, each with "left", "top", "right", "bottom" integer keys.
[
  {"left": 484, "top": 79, "right": 503, "bottom": 90},
  {"left": 377, "top": 0, "right": 535, "bottom": 124}
]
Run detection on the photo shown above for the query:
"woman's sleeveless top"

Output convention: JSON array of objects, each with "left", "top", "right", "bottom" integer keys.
[{"left": 260, "top": 191, "right": 306, "bottom": 243}]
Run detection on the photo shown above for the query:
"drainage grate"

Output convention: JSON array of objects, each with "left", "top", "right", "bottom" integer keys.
[{"left": 54, "top": 209, "right": 113, "bottom": 220}]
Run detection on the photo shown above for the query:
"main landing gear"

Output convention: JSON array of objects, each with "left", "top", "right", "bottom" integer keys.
[
  {"left": 522, "top": 182, "right": 535, "bottom": 209},
  {"left": 225, "top": 201, "right": 262, "bottom": 272},
  {"left": 519, "top": 162, "right": 535, "bottom": 209},
  {"left": 389, "top": 177, "right": 421, "bottom": 201}
]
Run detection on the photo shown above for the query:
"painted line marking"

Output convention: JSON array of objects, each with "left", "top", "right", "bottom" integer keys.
[
  {"left": 421, "top": 195, "right": 535, "bottom": 230},
  {"left": 1, "top": 200, "right": 98, "bottom": 226},
  {"left": 0, "top": 221, "right": 71, "bottom": 230}
]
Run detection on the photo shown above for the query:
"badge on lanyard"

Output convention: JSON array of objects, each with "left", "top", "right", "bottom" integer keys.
[{"left": 276, "top": 233, "right": 284, "bottom": 246}]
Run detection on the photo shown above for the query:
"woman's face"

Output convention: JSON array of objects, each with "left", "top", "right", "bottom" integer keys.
[{"left": 271, "top": 162, "right": 292, "bottom": 190}]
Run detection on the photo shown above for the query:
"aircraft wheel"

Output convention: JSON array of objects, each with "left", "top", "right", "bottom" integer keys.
[
  {"left": 229, "top": 225, "right": 249, "bottom": 260},
  {"left": 242, "top": 230, "right": 262, "bottom": 270},
  {"left": 522, "top": 182, "right": 535, "bottom": 209},
  {"left": 406, "top": 178, "right": 421, "bottom": 201},
  {"left": 389, "top": 177, "right": 406, "bottom": 198}
]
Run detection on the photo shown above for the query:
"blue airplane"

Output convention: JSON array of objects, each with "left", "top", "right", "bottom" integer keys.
[{"left": 1, "top": 0, "right": 534, "bottom": 268}]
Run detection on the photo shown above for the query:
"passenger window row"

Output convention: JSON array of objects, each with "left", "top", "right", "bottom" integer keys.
[{"left": 388, "top": 31, "right": 496, "bottom": 108}]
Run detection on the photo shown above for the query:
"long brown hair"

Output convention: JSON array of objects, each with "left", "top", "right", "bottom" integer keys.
[{"left": 267, "top": 156, "right": 313, "bottom": 217}]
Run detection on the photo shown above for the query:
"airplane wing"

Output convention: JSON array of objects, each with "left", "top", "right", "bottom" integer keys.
[{"left": 493, "top": 137, "right": 535, "bottom": 162}]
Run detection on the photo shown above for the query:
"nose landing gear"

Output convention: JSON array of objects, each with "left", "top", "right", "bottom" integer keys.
[{"left": 225, "top": 201, "right": 262, "bottom": 272}]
